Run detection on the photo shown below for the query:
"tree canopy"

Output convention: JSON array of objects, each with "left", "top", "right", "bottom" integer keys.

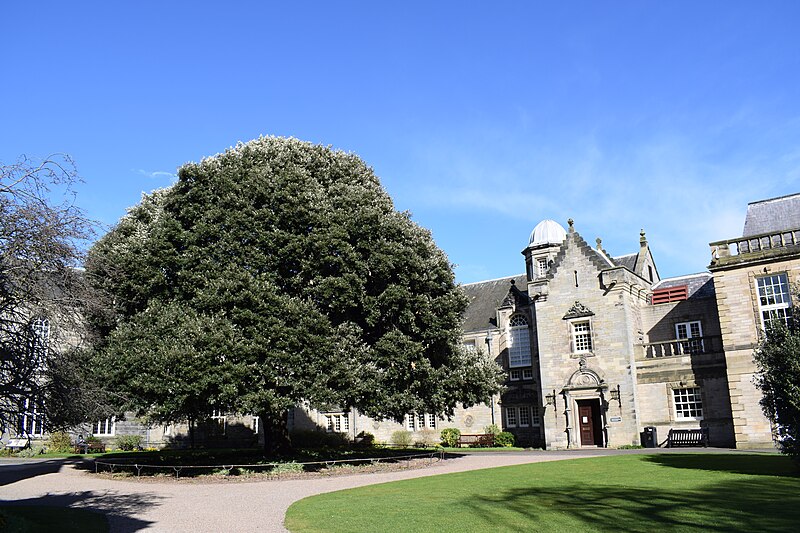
[
  {"left": 754, "top": 308, "right": 800, "bottom": 461},
  {"left": 1, "top": 155, "right": 104, "bottom": 434},
  {"left": 88, "top": 137, "right": 501, "bottom": 449}
]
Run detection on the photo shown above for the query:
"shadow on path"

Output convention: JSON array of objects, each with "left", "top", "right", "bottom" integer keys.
[
  {"left": 2, "top": 490, "right": 165, "bottom": 532},
  {"left": 0, "top": 459, "right": 79, "bottom": 486}
]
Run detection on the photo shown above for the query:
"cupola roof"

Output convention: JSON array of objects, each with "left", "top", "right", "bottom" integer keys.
[{"left": 529, "top": 219, "right": 567, "bottom": 247}]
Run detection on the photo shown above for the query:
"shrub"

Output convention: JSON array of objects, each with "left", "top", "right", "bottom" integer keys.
[
  {"left": 391, "top": 430, "right": 412, "bottom": 447},
  {"left": 272, "top": 461, "right": 304, "bottom": 475},
  {"left": 440, "top": 428, "right": 461, "bottom": 447},
  {"left": 115, "top": 434, "right": 143, "bottom": 451},
  {"left": 17, "top": 443, "right": 44, "bottom": 457},
  {"left": 47, "top": 431, "right": 73, "bottom": 453},
  {"left": 484, "top": 424, "right": 501, "bottom": 435},
  {"left": 416, "top": 429, "right": 437, "bottom": 447},
  {"left": 494, "top": 431, "right": 515, "bottom": 447},
  {"left": 355, "top": 431, "right": 374, "bottom": 447},
  {"left": 618, "top": 444, "right": 644, "bottom": 450},
  {"left": 290, "top": 430, "right": 349, "bottom": 449}
]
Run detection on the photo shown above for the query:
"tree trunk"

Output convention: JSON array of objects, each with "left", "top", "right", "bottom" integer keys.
[
  {"left": 188, "top": 419, "right": 196, "bottom": 449},
  {"left": 260, "top": 410, "right": 291, "bottom": 455}
]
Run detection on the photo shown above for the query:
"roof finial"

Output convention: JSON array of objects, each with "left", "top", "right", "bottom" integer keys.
[
  {"left": 640, "top": 228, "right": 647, "bottom": 246},
  {"left": 567, "top": 218, "right": 574, "bottom": 233},
  {"left": 596, "top": 237, "right": 603, "bottom": 252}
]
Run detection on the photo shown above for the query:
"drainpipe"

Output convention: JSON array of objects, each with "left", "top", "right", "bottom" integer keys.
[{"left": 485, "top": 332, "right": 495, "bottom": 426}]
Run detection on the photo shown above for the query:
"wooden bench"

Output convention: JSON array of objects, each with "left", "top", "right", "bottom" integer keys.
[
  {"left": 6, "top": 438, "right": 30, "bottom": 451},
  {"left": 73, "top": 441, "right": 106, "bottom": 454},
  {"left": 666, "top": 428, "right": 709, "bottom": 448},
  {"left": 456, "top": 434, "right": 494, "bottom": 448}
]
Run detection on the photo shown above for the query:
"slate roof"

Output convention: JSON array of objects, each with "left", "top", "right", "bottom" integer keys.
[
  {"left": 462, "top": 274, "right": 527, "bottom": 333},
  {"left": 652, "top": 272, "right": 715, "bottom": 299},
  {"left": 612, "top": 253, "right": 638, "bottom": 271},
  {"left": 742, "top": 193, "right": 800, "bottom": 237}
]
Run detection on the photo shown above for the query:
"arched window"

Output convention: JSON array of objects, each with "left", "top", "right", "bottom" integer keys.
[{"left": 508, "top": 315, "right": 532, "bottom": 367}]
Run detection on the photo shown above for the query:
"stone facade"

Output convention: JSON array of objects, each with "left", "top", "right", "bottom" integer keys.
[{"left": 709, "top": 194, "right": 800, "bottom": 448}]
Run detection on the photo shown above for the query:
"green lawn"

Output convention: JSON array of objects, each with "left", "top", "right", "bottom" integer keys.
[
  {"left": 0, "top": 506, "right": 108, "bottom": 533},
  {"left": 285, "top": 453, "right": 800, "bottom": 532}
]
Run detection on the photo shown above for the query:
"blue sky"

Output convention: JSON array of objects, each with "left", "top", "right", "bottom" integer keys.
[{"left": 2, "top": 2, "right": 798, "bottom": 283}]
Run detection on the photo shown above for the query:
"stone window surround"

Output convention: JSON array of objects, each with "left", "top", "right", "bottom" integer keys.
[
  {"left": 670, "top": 383, "right": 704, "bottom": 421},
  {"left": 568, "top": 318, "right": 594, "bottom": 355},
  {"left": 755, "top": 272, "right": 792, "bottom": 332},
  {"left": 94, "top": 417, "right": 116, "bottom": 436},
  {"left": 675, "top": 320, "right": 704, "bottom": 353},
  {"left": 325, "top": 413, "right": 350, "bottom": 433},
  {"left": 508, "top": 314, "right": 533, "bottom": 368},
  {"left": 405, "top": 412, "right": 436, "bottom": 431},
  {"left": 504, "top": 405, "right": 541, "bottom": 428},
  {"left": 509, "top": 368, "right": 534, "bottom": 381}
]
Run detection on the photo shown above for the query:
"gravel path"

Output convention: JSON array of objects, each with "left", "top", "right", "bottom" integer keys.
[{"left": 0, "top": 448, "right": 763, "bottom": 532}]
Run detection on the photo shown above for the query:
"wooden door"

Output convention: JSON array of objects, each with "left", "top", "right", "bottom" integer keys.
[{"left": 579, "top": 403, "right": 594, "bottom": 446}]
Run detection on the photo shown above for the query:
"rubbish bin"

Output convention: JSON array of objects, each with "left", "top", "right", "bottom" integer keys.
[{"left": 641, "top": 426, "right": 658, "bottom": 448}]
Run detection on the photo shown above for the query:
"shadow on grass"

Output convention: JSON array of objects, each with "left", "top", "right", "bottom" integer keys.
[
  {"left": 644, "top": 453, "right": 800, "bottom": 477},
  {"left": 2, "top": 490, "right": 164, "bottom": 532},
  {"left": 470, "top": 476, "right": 800, "bottom": 532}
]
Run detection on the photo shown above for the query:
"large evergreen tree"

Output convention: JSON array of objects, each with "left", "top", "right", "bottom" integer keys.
[{"left": 88, "top": 137, "right": 501, "bottom": 451}]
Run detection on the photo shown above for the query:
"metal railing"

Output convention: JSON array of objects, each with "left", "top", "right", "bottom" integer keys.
[{"left": 94, "top": 450, "right": 445, "bottom": 479}]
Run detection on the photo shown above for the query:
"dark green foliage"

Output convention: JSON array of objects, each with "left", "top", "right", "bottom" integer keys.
[
  {"left": 494, "top": 431, "right": 515, "bottom": 447},
  {"left": 754, "top": 312, "right": 800, "bottom": 460},
  {"left": 355, "top": 431, "right": 375, "bottom": 446},
  {"left": 88, "top": 137, "right": 501, "bottom": 451},
  {"left": 440, "top": 427, "right": 461, "bottom": 447}
]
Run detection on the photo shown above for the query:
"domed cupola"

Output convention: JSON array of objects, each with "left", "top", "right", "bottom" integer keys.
[
  {"left": 529, "top": 219, "right": 567, "bottom": 248},
  {"left": 523, "top": 219, "right": 568, "bottom": 283}
]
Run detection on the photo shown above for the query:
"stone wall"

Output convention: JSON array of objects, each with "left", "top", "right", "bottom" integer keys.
[{"left": 711, "top": 255, "right": 800, "bottom": 448}]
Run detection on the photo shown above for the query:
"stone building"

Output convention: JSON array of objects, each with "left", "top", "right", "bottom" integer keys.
[
  {"left": 5, "top": 194, "right": 797, "bottom": 451},
  {"left": 460, "top": 218, "right": 735, "bottom": 449},
  {"left": 709, "top": 193, "right": 800, "bottom": 448}
]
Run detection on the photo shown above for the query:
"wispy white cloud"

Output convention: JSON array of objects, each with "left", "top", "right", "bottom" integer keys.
[
  {"left": 399, "top": 114, "right": 800, "bottom": 280},
  {"left": 134, "top": 169, "right": 177, "bottom": 181}
]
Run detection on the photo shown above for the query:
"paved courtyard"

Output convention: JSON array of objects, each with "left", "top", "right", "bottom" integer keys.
[{"left": 0, "top": 448, "right": 766, "bottom": 532}]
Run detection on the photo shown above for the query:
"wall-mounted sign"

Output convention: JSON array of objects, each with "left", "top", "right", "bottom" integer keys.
[{"left": 609, "top": 416, "right": 622, "bottom": 422}]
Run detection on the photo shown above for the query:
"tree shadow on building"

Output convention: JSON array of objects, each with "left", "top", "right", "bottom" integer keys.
[{"left": 2, "top": 490, "right": 164, "bottom": 532}]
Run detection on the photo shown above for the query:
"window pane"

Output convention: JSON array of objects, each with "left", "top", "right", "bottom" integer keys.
[
  {"left": 674, "top": 387, "right": 703, "bottom": 419},
  {"left": 519, "top": 406, "right": 531, "bottom": 426},
  {"left": 505, "top": 407, "right": 517, "bottom": 427},
  {"left": 509, "top": 316, "right": 532, "bottom": 367},
  {"left": 572, "top": 321, "right": 592, "bottom": 352}
]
